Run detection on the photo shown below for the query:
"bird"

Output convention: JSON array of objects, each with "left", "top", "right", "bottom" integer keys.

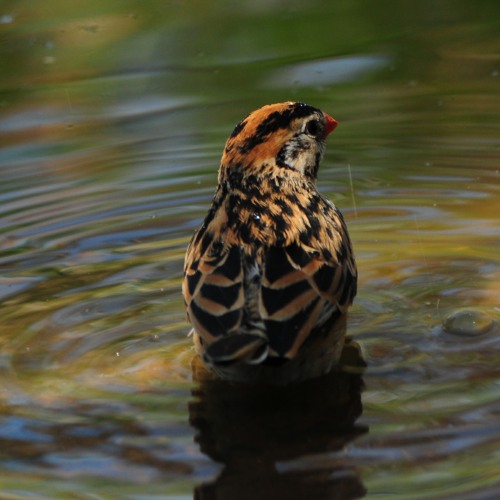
[{"left": 183, "top": 102, "right": 357, "bottom": 384}]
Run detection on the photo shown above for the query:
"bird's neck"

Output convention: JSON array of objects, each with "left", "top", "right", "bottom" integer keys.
[{"left": 218, "top": 160, "right": 316, "bottom": 195}]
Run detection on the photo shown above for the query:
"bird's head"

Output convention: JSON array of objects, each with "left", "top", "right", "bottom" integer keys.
[{"left": 219, "top": 102, "right": 337, "bottom": 184}]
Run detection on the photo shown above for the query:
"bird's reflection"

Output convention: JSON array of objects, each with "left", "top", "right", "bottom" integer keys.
[{"left": 189, "top": 338, "right": 367, "bottom": 500}]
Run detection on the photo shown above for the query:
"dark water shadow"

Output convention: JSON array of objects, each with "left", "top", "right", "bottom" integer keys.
[{"left": 189, "top": 339, "right": 368, "bottom": 500}]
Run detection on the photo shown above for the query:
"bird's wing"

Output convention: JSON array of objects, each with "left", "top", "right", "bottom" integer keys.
[
  {"left": 183, "top": 238, "right": 244, "bottom": 341},
  {"left": 183, "top": 235, "right": 268, "bottom": 364},
  {"left": 259, "top": 238, "right": 357, "bottom": 359}
]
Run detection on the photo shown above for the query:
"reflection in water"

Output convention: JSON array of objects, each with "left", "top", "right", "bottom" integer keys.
[
  {"left": 189, "top": 339, "right": 367, "bottom": 500},
  {"left": 1, "top": 0, "right": 499, "bottom": 497}
]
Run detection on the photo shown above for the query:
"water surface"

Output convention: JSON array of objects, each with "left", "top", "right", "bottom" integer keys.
[{"left": 1, "top": 1, "right": 499, "bottom": 498}]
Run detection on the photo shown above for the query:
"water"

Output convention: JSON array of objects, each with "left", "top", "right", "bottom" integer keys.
[{"left": 1, "top": 1, "right": 499, "bottom": 498}]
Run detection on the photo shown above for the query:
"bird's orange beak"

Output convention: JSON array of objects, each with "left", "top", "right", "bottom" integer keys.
[{"left": 324, "top": 114, "right": 338, "bottom": 137}]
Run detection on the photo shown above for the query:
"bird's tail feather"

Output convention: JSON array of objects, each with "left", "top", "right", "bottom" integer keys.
[{"left": 203, "top": 333, "right": 268, "bottom": 366}]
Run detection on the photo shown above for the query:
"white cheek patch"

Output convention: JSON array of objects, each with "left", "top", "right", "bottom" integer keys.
[{"left": 277, "top": 135, "right": 324, "bottom": 179}]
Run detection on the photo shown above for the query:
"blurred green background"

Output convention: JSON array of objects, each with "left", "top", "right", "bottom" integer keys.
[{"left": 0, "top": 1, "right": 499, "bottom": 498}]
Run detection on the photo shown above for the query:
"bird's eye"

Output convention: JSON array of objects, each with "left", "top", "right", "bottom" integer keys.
[{"left": 305, "top": 119, "right": 320, "bottom": 137}]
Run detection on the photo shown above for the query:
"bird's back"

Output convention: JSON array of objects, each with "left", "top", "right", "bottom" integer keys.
[{"left": 182, "top": 102, "right": 357, "bottom": 383}]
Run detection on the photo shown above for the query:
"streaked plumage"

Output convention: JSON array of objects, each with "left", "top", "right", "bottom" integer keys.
[{"left": 183, "top": 102, "right": 357, "bottom": 383}]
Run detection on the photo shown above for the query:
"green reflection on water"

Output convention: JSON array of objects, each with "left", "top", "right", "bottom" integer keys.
[{"left": 0, "top": 0, "right": 499, "bottom": 498}]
